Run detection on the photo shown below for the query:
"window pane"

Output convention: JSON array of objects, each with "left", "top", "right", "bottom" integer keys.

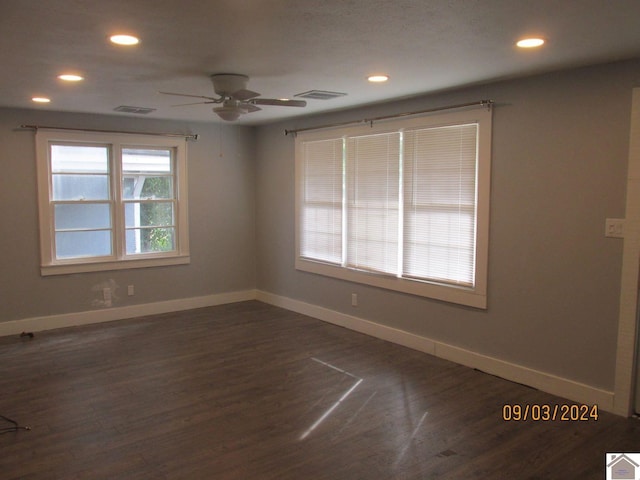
[
  {"left": 405, "top": 124, "right": 477, "bottom": 206},
  {"left": 54, "top": 204, "right": 111, "bottom": 230},
  {"left": 125, "top": 202, "right": 174, "bottom": 228},
  {"left": 299, "top": 139, "right": 344, "bottom": 264},
  {"left": 51, "top": 145, "right": 109, "bottom": 173},
  {"left": 126, "top": 227, "right": 175, "bottom": 254},
  {"left": 122, "top": 148, "right": 172, "bottom": 173},
  {"left": 346, "top": 133, "right": 400, "bottom": 275},
  {"left": 301, "top": 205, "right": 342, "bottom": 263},
  {"left": 403, "top": 124, "right": 478, "bottom": 286},
  {"left": 403, "top": 208, "right": 475, "bottom": 285},
  {"left": 55, "top": 230, "right": 112, "bottom": 259},
  {"left": 348, "top": 205, "right": 399, "bottom": 274},
  {"left": 122, "top": 175, "right": 173, "bottom": 200},
  {"left": 52, "top": 174, "right": 110, "bottom": 200}
]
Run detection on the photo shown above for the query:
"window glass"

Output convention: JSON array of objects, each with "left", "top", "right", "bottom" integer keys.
[
  {"left": 122, "top": 148, "right": 174, "bottom": 200},
  {"left": 52, "top": 175, "right": 110, "bottom": 201},
  {"left": 126, "top": 228, "right": 175, "bottom": 254},
  {"left": 55, "top": 231, "right": 112, "bottom": 258},
  {"left": 51, "top": 145, "right": 109, "bottom": 173},
  {"left": 54, "top": 204, "right": 111, "bottom": 230},
  {"left": 125, "top": 202, "right": 174, "bottom": 228}
]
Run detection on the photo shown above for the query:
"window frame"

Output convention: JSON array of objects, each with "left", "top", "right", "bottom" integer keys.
[
  {"left": 294, "top": 107, "right": 492, "bottom": 309},
  {"left": 36, "top": 129, "right": 190, "bottom": 276}
]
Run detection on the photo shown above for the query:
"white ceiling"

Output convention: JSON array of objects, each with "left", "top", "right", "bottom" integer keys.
[{"left": 3, "top": 0, "right": 640, "bottom": 125}]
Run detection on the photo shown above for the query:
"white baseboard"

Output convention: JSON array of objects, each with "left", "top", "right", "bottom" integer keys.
[
  {"left": 256, "top": 290, "right": 615, "bottom": 413},
  {"left": 0, "top": 289, "right": 257, "bottom": 338}
]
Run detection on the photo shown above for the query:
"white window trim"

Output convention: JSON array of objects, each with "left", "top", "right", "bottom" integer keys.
[
  {"left": 294, "top": 108, "right": 492, "bottom": 309},
  {"left": 36, "top": 129, "right": 190, "bottom": 276}
]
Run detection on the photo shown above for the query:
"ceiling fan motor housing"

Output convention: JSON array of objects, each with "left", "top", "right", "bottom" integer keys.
[{"left": 211, "top": 74, "right": 249, "bottom": 96}]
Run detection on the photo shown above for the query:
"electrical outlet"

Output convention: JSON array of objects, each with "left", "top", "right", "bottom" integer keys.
[
  {"left": 128, "top": 285, "right": 135, "bottom": 296},
  {"left": 351, "top": 293, "right": 358, "bottom": 307},
  {"left": 605, "top": 218, "right": 625, "bottom": 238}
]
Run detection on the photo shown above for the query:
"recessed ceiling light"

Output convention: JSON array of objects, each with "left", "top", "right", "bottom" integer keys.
[
  {"left": 110, "top": 34, "right": 139, "bottom": 46},
  {"left": 368, "top": 74, "right": 390, "bottom": 83},
  {"left": 58, "top": 74, "right": 84, "bottom": 82},
  {"left": 32, "top": 97, "right": 51, "bottom": 103},
  {"left": 516, "top": 38, "right": 545, "bottom": 48}
]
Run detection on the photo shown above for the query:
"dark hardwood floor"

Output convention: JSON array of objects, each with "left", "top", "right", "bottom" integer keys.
[{"left": 0, "top": 301, "right": 638, "bottom": 479}]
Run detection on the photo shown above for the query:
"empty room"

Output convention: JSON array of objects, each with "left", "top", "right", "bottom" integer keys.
[{"left": 1, "top": 1, "right": 640, "bottom": 478}]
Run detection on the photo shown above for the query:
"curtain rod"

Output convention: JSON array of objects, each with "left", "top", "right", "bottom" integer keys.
[
  {"left": 20, "top": 124, "right": 199, "bottom": 141},
  {"left": 284, "top": 99, "right": 493, "bottom": 136}
]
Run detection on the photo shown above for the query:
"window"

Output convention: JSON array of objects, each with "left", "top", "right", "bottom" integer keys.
[
  {"left": 36, "top": 130, "right": 189, "bottom": 275},
  {"left": 295, "top": 107, "right": 491, "bottom": 308}
]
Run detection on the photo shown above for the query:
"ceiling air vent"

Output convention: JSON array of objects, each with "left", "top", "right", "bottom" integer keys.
[
  {"left": 114, "top": 105, "right": 156, "bottom": 114},
  {"left": 294, "top": 90, "right": 347, "bottom": 100}
]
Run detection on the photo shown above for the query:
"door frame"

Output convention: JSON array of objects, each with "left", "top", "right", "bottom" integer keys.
[{"left": 614, "top": 87, "right": 640, "bottom": 416}]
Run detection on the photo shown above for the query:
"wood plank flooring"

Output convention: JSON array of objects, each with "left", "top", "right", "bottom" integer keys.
[{"left": 0, "top": 301, "right": 638, "bottom": 479}]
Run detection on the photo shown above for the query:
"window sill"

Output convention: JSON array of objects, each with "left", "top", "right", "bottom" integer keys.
[
  {"left": 41, "top": 255, "right": 190, "bottom": 276},
  {"left": 295, "top": 257, "right": 487, "bottom": 309}
]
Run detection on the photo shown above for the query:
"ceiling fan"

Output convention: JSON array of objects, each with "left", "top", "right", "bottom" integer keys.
[{"left": 160, "top": 73, "right": 307, "bottom": 121}]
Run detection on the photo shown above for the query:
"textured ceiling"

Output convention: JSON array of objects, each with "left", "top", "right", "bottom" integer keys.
[{"left": 2, "top": 0, "right": 640, "bottom": 125}]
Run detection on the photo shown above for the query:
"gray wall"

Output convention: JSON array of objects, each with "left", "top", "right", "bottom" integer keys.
[
  {"left": 2, "top": 59, "right": 638, "bottom": 394},
  {"left": 256, "top": 59, "right": 640, "bottom": 391},
  {"left": 0, "top": 108, "right": 256, "bottom": 322}
]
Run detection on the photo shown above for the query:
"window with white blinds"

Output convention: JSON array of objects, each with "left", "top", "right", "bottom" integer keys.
[{"left": 295, "top": 106, "right": 491, "bottom": 308}]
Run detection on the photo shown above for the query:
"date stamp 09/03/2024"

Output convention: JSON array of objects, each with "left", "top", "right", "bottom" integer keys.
[{"left": 502, "top": 403, "right": 599, "bottom": 422}]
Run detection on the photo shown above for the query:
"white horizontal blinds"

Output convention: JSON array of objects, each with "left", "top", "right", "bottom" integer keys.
[
  {"left": 299, "top": 138, "right": 344, "bottom": 264},
  {"left": 346, "top": 132, "right": 400, "bottom": 274},
  {"left": 403, "top": 123, "right": 478, "bottom": 286}
]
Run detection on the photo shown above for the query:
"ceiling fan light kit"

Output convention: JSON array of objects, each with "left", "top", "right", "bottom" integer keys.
[
  {"left": 213, "top": 104, "right": 248, "bottom": 122},
  {"left": 161, "top": 73, "right": 307, "bottom": 121}
]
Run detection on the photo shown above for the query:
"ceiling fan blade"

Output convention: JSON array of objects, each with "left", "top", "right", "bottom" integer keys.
[
  {"left": 232, "top": 89, "right": 261, "bottom": 101},
  {"left": 171, "top": 101, "right": 217, "bottom": 107},
  {"left": 252, "top": 98, "right": 307, "bottom": 107},
  {"left": 242, "top": 103, "right": 261, "bottom": 113},
  {"left": 159, "top": 91, "right": 219, "bottom": 102}
]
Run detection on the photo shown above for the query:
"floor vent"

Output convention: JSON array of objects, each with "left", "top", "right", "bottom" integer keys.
[
  {"left": 294, "top": 90, "right": 347, "bottom": 100},
  {"left": 114, "top": 105, "right": 156, "bottom": 114}
]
